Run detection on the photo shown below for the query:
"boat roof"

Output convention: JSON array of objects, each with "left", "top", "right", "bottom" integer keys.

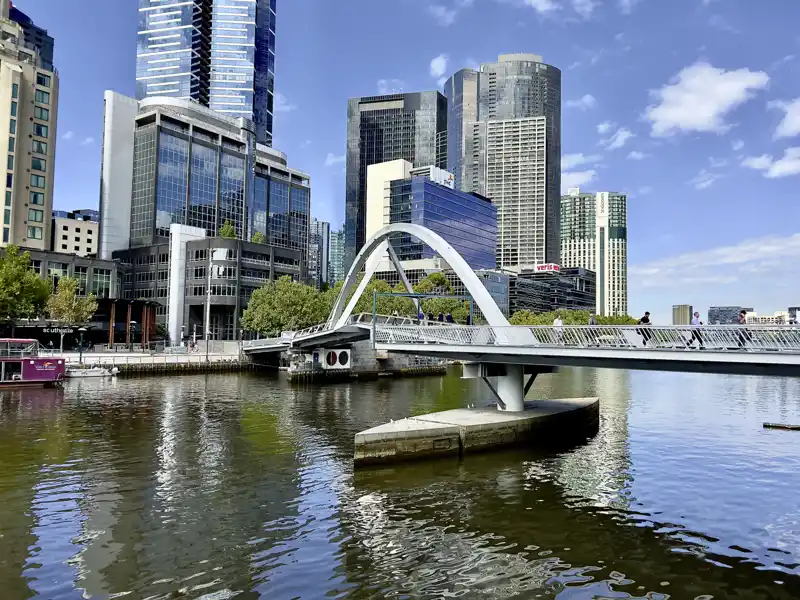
[{"left": 0, "top": 339, "right": 38, "bottom": 343}]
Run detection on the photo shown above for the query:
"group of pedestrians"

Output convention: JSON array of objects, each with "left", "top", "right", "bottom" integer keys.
[
  {"left": 635, "top": 309, "right": 750, "bottom": 349},
  {"left": 416, "top": 310, "right": 466, "bottom": 325}
]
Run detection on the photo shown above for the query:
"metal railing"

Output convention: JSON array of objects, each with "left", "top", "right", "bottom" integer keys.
[{"left": 372, "top": 324, "right": 800, "bottom": 354}]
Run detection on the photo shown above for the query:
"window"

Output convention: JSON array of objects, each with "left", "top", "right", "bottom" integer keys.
[
  {"left": 6, "top": 156, "right": 12, "bottom": 170},
  {"left": 30, "top": 192, "right": 44, "bottom": 205},
  {"left": 32, "top": 140, "right": 47, "bottom": 154},
  {"left": 10, "top": 101, "right": 16, "bottom": 117},
  {"left": 30, "top": 174, "right": 45, "bottom": 188},
  {"left": 11, "top": 83, "right": 18, "bottom": 99},
  {"left": 6, "top": 173, "right": 11, "bottom": 188},
  {"left": 85, "top": 248, "right": 91, "bottom": 254},
  {"left": 4, "top": 228, "right": 10, "bottom": 243},
  {"left": 75, "top": 227, "right": 81, "bottom": 233},
  {"left": 74, "top": 246, "right": 79, "bottom": 252},
  {"left": 28, "top": 208, "right": 43, "bottom": 222},
  {"left": 4, "top": 191, "right": 10, "bottom": 206},
  {"left": 3, "top": 209, "right": 9, "bottom": 225},
  {"left": 35, "top": 90, "right": 50, "bottom": 105},
  {"left": 27, "top": 226, "right": 42, "bottom": 240},
  {"left": 31, "top": 157, "right": 45, "bottom": 171},
  {"left": 61, "top": 244, "right": 66, "bottom": 250},
  {"left": 33, "top": 124, "right": 48, "bottom": 137},
  {"left": 62, "top": 225, "right": 67, "bottom": 230},
  {"left": 8, "top": 138, "right": 14, "bottom": 153},
  {"left": 36, "top": 73, "right": 51, "bottom": 87},
  {"left": 61, "top": 234, "right": 67, "bottom": 240},
  {"left": 34, "top": 107, "right": 49, "bottom": 121},
  {"left": 9, "top": 120, "right": 15, "bottom": 134},
  {"left": 74, "top": 236, "right": 79, "bottom": 242}
]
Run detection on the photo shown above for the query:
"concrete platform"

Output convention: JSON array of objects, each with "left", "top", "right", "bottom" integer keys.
[{"left": 354, "top": 397, "right": 599, "bottom": 467}]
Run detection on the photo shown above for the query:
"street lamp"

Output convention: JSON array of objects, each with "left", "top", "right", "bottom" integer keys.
[
  {"left": 129, "top": 320, "right": 137, "bottom": 351},
  {"left": 78, "top": 327, "right": 87, "bottom": 366}
]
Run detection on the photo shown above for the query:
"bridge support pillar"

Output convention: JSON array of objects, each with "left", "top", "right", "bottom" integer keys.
[{"left": 495, "top": 364, "right": 525, "bottom": 412}]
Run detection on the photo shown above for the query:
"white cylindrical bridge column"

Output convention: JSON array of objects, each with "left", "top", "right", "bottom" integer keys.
[{"left": 496, "top": 364, "right": 525, "bottom": 412}]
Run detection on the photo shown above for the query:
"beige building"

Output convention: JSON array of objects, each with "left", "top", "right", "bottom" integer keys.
[
  {"left": 0, "top": 10, "right": 58, "bottom": 251},
  {"left": 52, "top": 211, "right": 98, "bottom": 257},
  {"left": 672, "top": 304, "right": 693, "bottom": 325}
]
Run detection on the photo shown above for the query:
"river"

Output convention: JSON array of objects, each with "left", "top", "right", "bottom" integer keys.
[{"left": 0, "top": 368, "right": 799, "bottom": 598}]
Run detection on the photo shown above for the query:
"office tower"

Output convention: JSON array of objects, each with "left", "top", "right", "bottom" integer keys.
[
  {"left": 344, "top": 91, "right": 447, "bottom": 269},
  {"left": 446, "top": 54, "right": 561, "bottom": 269},
  {"left": 329, "top": 229, "right": 345, "bottom": 283},
  {"left": 52, "top": 210, "right": 98, "bottom": 257},
  {"left": 309, "top": 218, "right": 330, "bottom": 289},
  {"left": 0, "top": 15, "right": 58, "bottom": 251},
  {"left": 9, "top": 3, "right": 54, "bottom": 69},
  {"left": 672, "top": 304, "right": 693, "bottom": 325},
  {"left": 708, "top": 306, "right": 754, "bottom": 324},
  {"left": 561, "top": 188, "right": 628, "bottom": 316},
  {"left": 136, "top": 0, "right": 276, "bottom": 146},
  {"left": 443, "top": 69, "right": 478, "bottom": 192}
]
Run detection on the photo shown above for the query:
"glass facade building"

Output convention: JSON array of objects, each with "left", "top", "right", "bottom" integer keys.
[
  {"left": 345, "top": 92, "right": 447, "bottom": 270},
  {"left": 328, "top": 229, "right": 345, "bottom": 283},
  {"left": 387, "top": 177, "right": 496, "bottom": 270},
  {"left": 136, "top": 0, "right": 276, "bottom": 145},
  {"left": 9, "top": 5, "right": 54, "bottom": 69},
  {"left": 308, "top": 218, "right": 330, "bottom": 289}
]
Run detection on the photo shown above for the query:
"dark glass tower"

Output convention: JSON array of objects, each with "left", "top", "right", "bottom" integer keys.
[
  {"left": 136, "top": 0, "right": 276, "bottom": 146},
  {"left": 344, "top": 91, "right": 447, "bottom": 269},
  {"left": 9, "top": 4, "right": 54, "bottom": 69}
]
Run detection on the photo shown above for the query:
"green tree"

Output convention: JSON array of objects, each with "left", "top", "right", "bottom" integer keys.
[
  {"left": 46, "top": 276, "right": 99, "bottom": 351},
  {"left": 510, "top": 309, "right": 637, "bottom": 326},
  {"left": 241, "top": 276, "right": 329, "bottom": 336},
  {"left": 0, "top": 245, "right": 50, "bottom": 328},
  {"left": 219, "top": 220, "right": 237, "bottom": 239},
  {"left": 412, "top": 272, "right": 470, "bottom": 322},
  {"left": 251, "top": 230, "right": 266, "bottom": 244}
]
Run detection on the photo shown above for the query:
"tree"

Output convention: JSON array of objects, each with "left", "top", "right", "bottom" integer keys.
[
  {"left": 251, "top": 231, "right": 266, "bottom": 244},
  {"left": 0, "top": 245, "right": 50, "bottom": 328},
  {"left": 219, "top": 220, "right": 237, "bottom": 239},
  {"left": 241, "top": 276, "right": 329, "bottom": 336},
  {"left": 509, "top": 309, "right": 637, "bottom": 326},
  {"left": 46, "top": 276, "right": 98, "bottom": 351}
]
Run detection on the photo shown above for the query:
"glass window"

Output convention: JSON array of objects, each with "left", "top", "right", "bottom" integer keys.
[
  {"left": 91, "top": 268, "right": 111, "bottom": 298},
  {"left": 74, "top": 266, "right": 88, "bottom": 295},
  {"left": 6, "top": 173, "right": 11, "bottom": 188},
  {"left": 36, "top": 73, "right": 51, "bottom": 87},
  {"left": 27, "top": 226, "right": 42, "bottom": 240},
  {"left": 6, "top": 155, "right": 12, "bottom": 170},
  {"left": 11, "top": 83, "right": 18, "bottom": 99},
  {"left": 187, "top": 142, "right": 217, "bottom": 235},
  {"left": 8, "top": 137, "right": 14, "bottom": 153},
  {"left": 28, "top": 208, "right": 43, "bottom": 222},
  {"left": 10, "top": 101, "right": 16, "bottom": 117},
  {"left": 32, "top": 140, "right": 47, "bottom": 154},
  {"left": 35, "top": 90, "right": 50, "bottom": 105},
  {"left": 4, "top": 191, "right": 10, "bottom": 206},
  {"left": 30, "top": 191, "right": 44, "bottom": 205},
  {"left": 9, "top": 119, "right": 16, "bottom": 134},
  {"left": 33, "top": 124, "right": 48, "bottom": 137},
  {"left": 30, "top": 174, "right": 45, "bottom": 188},
  {"left": 3, "top": 209, "right": 9, "bottom": 225},
  {"left": 218, "top": 152, "right": 245, "bottom": 239},
  {"left": 155, "top": 132, "right": 189, "bottom": 237},
  {"left": 61, "top": 244, "right": 66, "bottom": 250},
  {"left": 3, "top": 228, "right": 8, "bottom": 243},
  {"left": 34, "top": 107, "right": 49, "bottom": 121},
  {"left": 31, "top": 157, "right": 45, "bottom": 171}
]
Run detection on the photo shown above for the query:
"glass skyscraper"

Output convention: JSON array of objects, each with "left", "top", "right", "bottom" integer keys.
[
  {"left": 136, "top": 0, "right": 276, "bottom": 146},
  {"left": 344, "top": 92, "right": 447, "bottom": 270},
  {"left": 9, "top": 4, "right": 54, "bottom": 69}
]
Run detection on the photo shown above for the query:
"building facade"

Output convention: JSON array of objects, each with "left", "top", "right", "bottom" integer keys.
[
  {"left": 672, "top": 304, "right": 693, "bottom": 325},
  {"left": 514, "top": 264, "right": 596, "bottom": 313},
  {"left": 329, "top": 229, "right": 345, "bottom": 283},
  {"left": 344, "top": 92, "right": 447, "bottom": 269},
  {"left": 561, "top": 188, "right": 628, "bottom": 316},
  {"left": 308, "top": 218, "right": 330, "bottom": 289},
  {"left": 9, "top": 3, "right": 53, "bottom": 69},
  {"left": 52, "top": 210, "right": 98, "bottom": 257},
  {"left": 446, "top": 53, "right": 562, "bottom": 268},
  {"left": 135, "top": 0, "right": 276, "bottom": 145},
  {"left": 0, "top": 14, "right": 58, "bottom": 252},
  {"left": 707, "top": 306, "right": 753, "bottom": 325}
]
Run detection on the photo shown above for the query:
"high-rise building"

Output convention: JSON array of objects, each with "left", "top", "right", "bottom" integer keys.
[
  {"left": 329, "top": 229, "right": 345, "bottom": 284},
  {"left": 9, "top": 3, "right": 54, "bottom": 69},
  {"left": 560, "top": 188, "right": 628, "bottom": 316},
  {"left": 344, "top": 91, "right": 447, "bottom": 269},
  {"left": 52, "top": 210, "right": 98, "bottom": 257},
  {"left": 446, "top": 53, "right": 562, "bottom": 268},
  {"left": 308, "top": 218, "right": 330, "bottom": 289},
  {"left": 136, "top": 0, "right": 276, "bottom": 146},
  {"left": 672, "top": 304, "right": 693, "bottom": 325},
  {"left": 708, "top": 306, "right": 749, "bottom": 325},
  {"left": 0, "top": 13, "right": 58, "bottom": 252}
]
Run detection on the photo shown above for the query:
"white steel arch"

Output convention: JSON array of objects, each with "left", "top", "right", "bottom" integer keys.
[{"left": 328, "top": 224, "right": 511, "bottom": 330}]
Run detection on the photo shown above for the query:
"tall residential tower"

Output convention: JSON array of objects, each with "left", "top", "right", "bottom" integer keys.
[
  {"left": 560, "top": 188, "right": 628, "bottom": 316},
  {"left": 136, "top": 0, "right": 276, "bottom": 145},
  {"left": 344, "top": 92, "right": 447, "bottom": 269}
]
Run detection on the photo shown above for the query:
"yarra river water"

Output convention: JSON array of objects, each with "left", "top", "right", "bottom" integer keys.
[{"left": 1, "top": 369, "right": 800, "bottom": 599}]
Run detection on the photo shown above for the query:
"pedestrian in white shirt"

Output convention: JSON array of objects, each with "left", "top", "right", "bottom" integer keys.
[
  {"left": 687, "top": 311, "right": 704, "bottom": 349},
  {"left": 553, "top": 316, "right": 564, "bottom": 344}
]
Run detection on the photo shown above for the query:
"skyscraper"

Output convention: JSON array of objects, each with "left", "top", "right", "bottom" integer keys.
[
  {"left": 8, "top": 3, "right": 54, "bottom": 69},
  {"left": 560, "top": 188, "right": 628, "bottom": 316},
  {"left": 344, "top": 92, "right": 447, "bottom": 269},
  {"left": 136, "top": 0, "right": 276, "bottom": 146},
  {"left": 329, "top": 229, "right": 345, "bottom": 283},
  {"left": 445, "top": 54, "right": 562, "bottom": 269},
  {"left": 672, "top": 305, "right": 693, "bottom": 325},
  {"left": 308, "top": 218, "right": 330, "bottom": 289}
]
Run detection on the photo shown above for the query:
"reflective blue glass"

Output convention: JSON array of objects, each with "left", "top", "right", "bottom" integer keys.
[
  {"left": 188, "top": 142, "right": 219, "bottom": 235},
  {"left": 269, "top": 179, "right": 289, "bottom": 248},
  {"left": 289, "top": 186, "right": 309, "bottom": 251},
  {"left": 249, "top": 176, "right": 268, "bottom": 241},
  {"left": 155, "top": 132, "right": 189, "bottom": 236},
  {"left": 219, "top": 152, "right": 245, "bottom": 237}
]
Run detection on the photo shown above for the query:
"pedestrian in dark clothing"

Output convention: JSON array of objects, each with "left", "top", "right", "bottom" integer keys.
[
  {"left": 466, "top": 314, "right": 472, "bottom": 325},
  {"left": 737, "top": 310, "right": 750, "bottom": 349},
  {"left": 428, "top": 312, "right": 434, "bottom": 322},
  {"left": 437, "top": 312, "right": 444, "bottom": 322},
  {"left": 445, "top": 313, "right": 454, "bottom": 323},
  {"left": 637, "top": 312, "right": 652, "bottom": 346}
]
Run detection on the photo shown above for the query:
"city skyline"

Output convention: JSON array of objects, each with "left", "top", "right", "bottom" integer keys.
[{"left": 11, "top": 0, "right": 800, "bottom": 320}]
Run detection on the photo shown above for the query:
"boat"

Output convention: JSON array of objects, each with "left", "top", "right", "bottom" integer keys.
[
  {"left": 65, "top": 366, "right": 119, "bottom": 379},
  {"left": 0, "top": 339, "right": 65, "bottom": 389}
]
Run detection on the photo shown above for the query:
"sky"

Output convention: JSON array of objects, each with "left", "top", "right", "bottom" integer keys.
[{"left": 14, "top": 0, "right": 800, "bottom": 322}]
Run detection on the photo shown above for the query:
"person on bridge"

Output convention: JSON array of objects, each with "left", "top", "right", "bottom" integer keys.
[
  {"left": 445, "top": 313, "right": 454, "bottom": 323},
  {"left": 687, "top": 312, "right": 705, "bottom": 349},
  {"left": 428, "top": 311, "right": 434, "bottom": 323},
  {"left": 637, "top": 312, "right": 653, "bottom": 346},
  {"left": 737, "top": 310, "right": 750, "bottom": 349},
  {"left": 437, "top": 312, "right": 444, "bottom": 322},
  {"left": 587, "top": 313, "right": 598, "bottom": 347},
  {"left": 553, "top": 315, "right": 564, "bottom": 344}
]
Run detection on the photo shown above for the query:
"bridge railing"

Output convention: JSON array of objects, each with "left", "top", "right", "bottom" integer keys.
[{"left": 373, "top": 324, "right": 800, "bottom": 353}]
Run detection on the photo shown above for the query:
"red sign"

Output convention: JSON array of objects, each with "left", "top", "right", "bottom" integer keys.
[{"left": 535, "top": 263, "right": 560, "bottom": 272}]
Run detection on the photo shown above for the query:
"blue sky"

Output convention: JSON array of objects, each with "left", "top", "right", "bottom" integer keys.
[{"left": 16, "top": 0, "right": 800, "bottom": 321}]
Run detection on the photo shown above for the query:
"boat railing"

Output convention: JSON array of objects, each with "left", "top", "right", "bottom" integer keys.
[{"left": 0, "top": 340, "right": 40, "bottom": 358}]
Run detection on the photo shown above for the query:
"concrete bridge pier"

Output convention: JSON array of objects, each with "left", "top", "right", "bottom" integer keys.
[{"left": 463, "top": 363, "right": 556, "bottom": 412}]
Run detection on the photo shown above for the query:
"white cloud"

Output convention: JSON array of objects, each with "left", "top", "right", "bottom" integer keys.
[
  {"left": 561, "top": 153, "right": 601, "bottom": 170},
  {"left": 644, "top": 62, "right": 769, "bottom": 137},
  {"left": 627, "top": 150, "right": 648, "bottom": 160},
  {"left": 565, "top": 93, "right": 597, "bottom": 111},
  {"left": 274, "top": 92, "right": 297, "bottom": 112},
  {"left": 618, "top": 0, "right": 641, "bottom": 14},
  {"left": 769, "top": 98, "right": 800, "bottom": 139},
  {"left": 731, "top": 139, "right": 745, "bottom": 151},
  {"left": 324, "top": 153, "right": 345, "bottom": 167},
  {"left": 62, "top": 130, "right": 74, "bottom": 141},
  {"left": 428, "top": 4, "right": 458, "bottom": 26},
  {"left": 523, "top": 0, "right": 560, "bottom": 13},
  {"left": 771, "top": 54, "right": 795, "bottom": 71},
  {"left": 429, "top": 54, "right": 449, "bottom": 78},
  {"left": 688, "top": 168, "right": 722, "bottom": 189},
  {"left": 571, "top": 0, "right": 600, "bottom": 18},
  {"left": 377, "top": 79, "right": 404, "bottom": 95},
  {"left": 708, "top": 156, "right": 728, "bottom": 168},
  {"left": 561, "top": 169, "right": 597, "bottom": 192},
  {"left": 80, "top": 137, "right": 95, "bottom": 146},
  {"left": 597, "top": 120, "right": 614, "bottom": 135},
  {"left": 742, "top": 148, "right": 800, "bottom": 178},
  {"left": 602, "top": 127, "right": 634, "bottom": 150}
]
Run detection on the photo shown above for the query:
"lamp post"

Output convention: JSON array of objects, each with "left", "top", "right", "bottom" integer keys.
[
  {"left": 78, "top": 327, "right": 87, "bottom": 365},
  {"left": 129, "top": 320, "right": 137, "bottom": 351}
]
